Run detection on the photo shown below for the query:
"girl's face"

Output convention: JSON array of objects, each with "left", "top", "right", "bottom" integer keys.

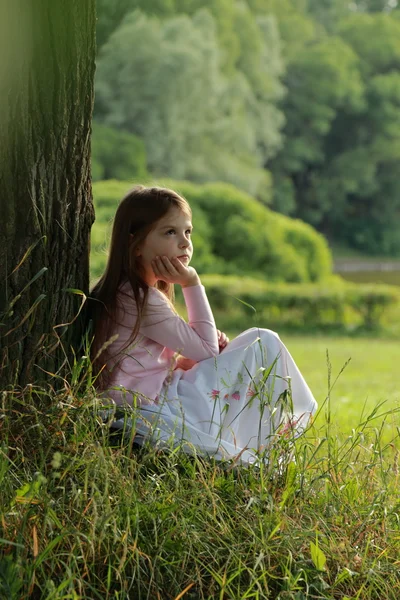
[{"left": 136, "top": 207, "right": 193, "bottom": 286}]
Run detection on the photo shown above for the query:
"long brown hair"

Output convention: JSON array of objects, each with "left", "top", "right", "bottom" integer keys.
[{"left": 88, "top": 185, "right": 192, "bottom": 389}]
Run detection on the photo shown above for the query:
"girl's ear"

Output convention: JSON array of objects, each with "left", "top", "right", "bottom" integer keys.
[{"left": 130, "top": 233, "right": 142, "bottom": 257}]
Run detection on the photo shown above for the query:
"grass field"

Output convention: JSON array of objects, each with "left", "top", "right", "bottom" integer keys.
[{"left": 282, "top": 335, "right": 400, "bottom": 429}]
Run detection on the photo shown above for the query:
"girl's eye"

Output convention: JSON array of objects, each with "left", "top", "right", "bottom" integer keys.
[{"left": 166, "top": 229, "right": 192, "bottom": 235}]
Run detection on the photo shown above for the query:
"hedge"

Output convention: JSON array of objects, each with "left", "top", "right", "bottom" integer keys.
[{"left": 192, "top": 275, "right": 400, "bottom": 331}]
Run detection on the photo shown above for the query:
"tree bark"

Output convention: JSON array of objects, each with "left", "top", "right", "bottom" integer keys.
[{"left": 0, "top": 1, "right": 96, "bottom": 389}]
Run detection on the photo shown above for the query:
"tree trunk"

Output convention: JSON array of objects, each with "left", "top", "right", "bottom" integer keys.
[{"left": 0, "top": 1, "right": 96, "bottom": 389}]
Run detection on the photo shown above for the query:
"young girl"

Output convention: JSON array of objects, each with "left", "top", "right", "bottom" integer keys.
[{"left": 89, "top": 185, "right": 317, "bottom": 464}]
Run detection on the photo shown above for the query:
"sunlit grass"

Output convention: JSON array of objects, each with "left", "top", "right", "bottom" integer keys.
[
  {"left": 1, "top": 383, "right": 400, "bottom": 599},
  {"left": 283, "top": 335, "right": 400, "bottom": 428}
]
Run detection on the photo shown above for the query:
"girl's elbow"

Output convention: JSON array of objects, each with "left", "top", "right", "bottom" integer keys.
[
  {"left": 193, "top": 344, "right": 219, "bottom": 361},
  {"left": 212, "top": 346, "right": 220, "bottom": 357},
  {"left": 205, "top": 343, "right": 219, "bottom": 359}
]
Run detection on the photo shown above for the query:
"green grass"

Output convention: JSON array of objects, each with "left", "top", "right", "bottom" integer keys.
[
  {"left": 1, "top": 335, "right": 400, "bottom": 599},
  {"left": 281, "top": 335, "right": 400, "bottom": 434}
]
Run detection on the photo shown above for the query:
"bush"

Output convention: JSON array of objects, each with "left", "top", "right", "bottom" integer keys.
[
  {"left": 90, "top": 179, "right": 218, "bottom": 282},
  {"left": 91, "top": 122, "right": 149, "bottom": 182},
  {"left": 197, "top": 274, "right": 400, "bottom": 332},
  {"left": 283, "top": 217, "right": 332, "bottom": 282}
]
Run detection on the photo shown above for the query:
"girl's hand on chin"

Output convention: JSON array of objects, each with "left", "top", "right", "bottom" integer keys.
[{"left": 151, "top": 255, "right": 200, "bottom": 288}]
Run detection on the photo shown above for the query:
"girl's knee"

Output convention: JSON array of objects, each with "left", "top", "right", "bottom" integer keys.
[
  {"left": 262, "top": 327, "right": 280, "bottom": 340},
  {"left": 248, "top": 327, "right": 281, "bottom": 342},
  {"left": 227, "top": 327, "right": 282, "bottom": 354}
]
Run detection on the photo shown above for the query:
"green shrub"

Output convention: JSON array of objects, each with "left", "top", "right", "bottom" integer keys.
[
  {"left": 91, "top": 180, "right": 219, "bottom": 282},
  {"left": 91, "top": 122, "right": 149, "bottom": 182},
  {"left": 198, "top": 274, "right": 400, "bottom": 332},
  {"left": 176, "top": 181, "right": 332, "bottom": 282},
  {"left": 283, "top": 217, "right": 332, "bottom": 282}
]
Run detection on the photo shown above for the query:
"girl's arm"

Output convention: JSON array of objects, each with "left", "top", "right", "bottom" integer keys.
[
  {"left": 139, "top": 284, "right": 220, "bottom": 361},
  {"left": 174, "top": 330, "right": 229, "bottom": 372}
]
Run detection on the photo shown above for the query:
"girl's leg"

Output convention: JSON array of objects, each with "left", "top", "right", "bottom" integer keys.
[
  {"left": 168, "top": 327, "right": 316, "bottom": 454},
  {"left": 142, "top": 327, "right": 316, "bottom": 461},
  {"left": 217, "top": 327, "right": 316, "bottom": 451}
]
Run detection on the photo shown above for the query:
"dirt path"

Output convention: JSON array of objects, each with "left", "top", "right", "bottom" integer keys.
[{"left": 334, "top": 259, "right": 400, "bottom": 272}]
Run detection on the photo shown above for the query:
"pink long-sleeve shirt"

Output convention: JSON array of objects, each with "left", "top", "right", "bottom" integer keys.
[{"left": 102, "top": 282, "right": 219, "bottom": 406}]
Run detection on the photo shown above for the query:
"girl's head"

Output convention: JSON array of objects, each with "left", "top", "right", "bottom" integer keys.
[
  {"left": 89, "top": 185, "right": 192, "bottom": 386},
  {"left": 103, "top": 184, "right": 192, "bottom": 289}
]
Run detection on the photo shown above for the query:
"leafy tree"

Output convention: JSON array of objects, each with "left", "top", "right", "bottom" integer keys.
[
  {"left": 95, "top": 9, "right": 223, "bottom": 178},
  {"left": 270, "top": 35, "right": 365, "bottom": 220},
  {"left": 232, "top": 3, "right": 285, "bottom": 163},
  {"left": 174, "top": 0, "right": 240, "bottom": 74},
  {"left": 96, "top": 0, "right": 133, "bottom": 51},
  {"left": 339, "top": 12, "right": 400, "bottom": 74},
  {"left": 96, "top": 0, "right": 176, "bottom": 51},
  {"left": 306, "top": 0, "right": 353, "bottom": 30},
  {"left": 246, "top": 0, "right": 316, "bottom": 62},
  {"left": 0, "top": 2, "right": 95, "bottom": 387},
  {"left": 277, "top": 12, "right": 400, "bottom": 254},
  {"left": 306, "top": 0, "right": 398, "bottom": 27},
  {"left": 95, "top": 7, "right": 284, "bottom": 202},
  {"left": 321, "top": 13, "right": 400, "bottom": 253},
  {"left": 94, "top": 0, "right": 400, "bottom": 254},
  {"left": 353, "top": 0, "right": 399, "bottom": 12}
]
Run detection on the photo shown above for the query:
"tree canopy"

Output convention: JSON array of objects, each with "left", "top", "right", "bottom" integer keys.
[{"left": 94, "top": 0, "right": 400, "bottom": 255}]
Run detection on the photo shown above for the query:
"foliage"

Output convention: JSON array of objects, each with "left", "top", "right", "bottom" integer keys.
[
  {"left": 94, "top": 1, "right": 400, "bottom": 255},
  {"left": 198, "top": 274, "right": 400, "bottom": 333},
  {"left": 269, "top": 33, "right": 366, "bottom": 221},
  {"left": 183, "top": 181, "right": 332, "bottom": 282},
  {"left": 269, "top": 7, "right": 400, "bottom": 255},
  {"left": 91, "top": 121, "right": 149, "bottom": 182},
  {"left": 324, "top": 14, "right": 400, "bottom": 254},
  {"left": 94, "top": 5, "right": 284, "bottom": 202},
  {"left": 90, "top": 179, "right": 218, "bottom": 282},
  {"left": 90, "top": 179, "right": 333, "bottom": 284}
]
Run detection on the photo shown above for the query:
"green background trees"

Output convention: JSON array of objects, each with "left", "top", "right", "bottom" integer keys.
[{"left": 93, "top": 0, "right": 400, "bottom": 256}]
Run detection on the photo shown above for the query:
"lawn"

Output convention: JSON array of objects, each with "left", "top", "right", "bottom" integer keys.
[{"left": 283, "top": 335, "right": 400, "bottom": 427}]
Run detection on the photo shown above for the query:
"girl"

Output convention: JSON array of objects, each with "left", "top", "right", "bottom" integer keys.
[{"left": 89, "top": 185, "right": 317, "bottom": 464}]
